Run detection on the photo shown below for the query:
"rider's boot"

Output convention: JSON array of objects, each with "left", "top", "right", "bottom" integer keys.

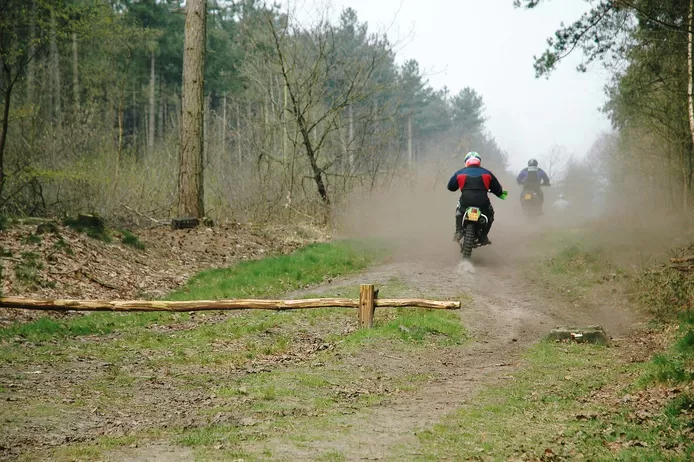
[{"left": 479, "top": 235, "right": 491, "bottom": 246}]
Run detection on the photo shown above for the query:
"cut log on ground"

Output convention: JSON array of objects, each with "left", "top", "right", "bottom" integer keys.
[{"left": 548, "top": 325, "right": 610, "bottom": 345}]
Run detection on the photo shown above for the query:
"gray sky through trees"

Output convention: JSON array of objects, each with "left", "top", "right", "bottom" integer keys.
[{"left": 284, "top": 0, "right": 612, "bottom": 172}]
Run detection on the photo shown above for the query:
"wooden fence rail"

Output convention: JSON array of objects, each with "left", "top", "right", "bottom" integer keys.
[{"left": 0, "top": 285, "right": 461, "bottom": 329}]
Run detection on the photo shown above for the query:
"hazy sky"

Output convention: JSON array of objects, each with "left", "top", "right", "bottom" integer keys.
[{"left": 286, "top": 0, "right": 613, "bottom": 171}]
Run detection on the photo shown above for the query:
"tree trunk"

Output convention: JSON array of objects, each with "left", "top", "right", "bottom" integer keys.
[
  {"left": 236, "top": 102, "right": 242, "bottom": 165},
  {"left": 407, "top": 114, "right": 413, "bottom": 167},
  {"left": 158, "top": 77, "right": 164, "bottom": 138},
  {"left": 72, "top": 32, "right": 79, "bottom": 112},
  {"left": 49, "top": 10, "right": 61, "bottom": 126},
  {"left": 0, "top": 69, "right": 12, "bottom": 199},
  {"left": 27, "top": 0, "right": 35, "bottom": 108},
  {"left": 148, "top": 50, "right": 156, "bottom": 151},
  {"left": 281, "top": 76, "right": 287, "bottom": 162},
  {"left": 177, "top": 0, "right": 207, "bottom": 218},
  {"left": 203, "top": 93, "right": 210, "bottom": 161},
  {"left": 221, "top": 92, "right": 226, "bottom": 149},
  {"left": 348, "top": 103, "right": 354, "bottom": 167},
  {"left": 687, "top": 0, "right": 694, "bottom": 213}
]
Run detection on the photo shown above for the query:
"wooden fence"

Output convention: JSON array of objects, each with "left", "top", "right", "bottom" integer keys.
[{"left": 0, "top": 284, "right": 461, "bottom": 328}]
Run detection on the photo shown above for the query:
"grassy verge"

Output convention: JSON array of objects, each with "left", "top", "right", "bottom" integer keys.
[
  {"left": 395, "top": 236, "right": 694, "bottom": 460},
  {"left": 168, "top": 241, "right": 380, "bottom": 300},
  {"left": 409, "top": 337, "right": 693, "bottom": 460}
]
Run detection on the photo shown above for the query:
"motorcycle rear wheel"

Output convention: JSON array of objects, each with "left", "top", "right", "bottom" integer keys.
[{"left": 461, "top": 225, "right": 476, "bottom": 259}]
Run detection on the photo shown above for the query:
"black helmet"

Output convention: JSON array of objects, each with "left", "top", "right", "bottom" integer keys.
[{"left": 528, "top": 159, "right": 538, "bottom": 167}]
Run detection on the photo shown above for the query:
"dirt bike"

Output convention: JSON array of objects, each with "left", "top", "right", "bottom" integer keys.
[
  {"left": 459, "top": 207, "right": 489, "bottom": 259},
  {"left": 521, "top": 184, "right": 549, "bottom": 218}
]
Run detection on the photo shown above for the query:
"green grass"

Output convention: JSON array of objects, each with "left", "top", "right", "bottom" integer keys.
[
  {"left": 52, "top": 237, "right": 74, "bottom": 255},
  {"left": 21, "top": 233, "right": 42, "bottom": 245},
  {"left": 403, "top": 340, "right": 693, "bottom": 461},
  {"left": 641, "top": 312, "right": 694, "bottom": 386},
  {"left": 531, "top": 242, "right": 625, "bottom": 302},
  {"left": 343, "top": 309, "right": 466, "bottom": 347},
  {"left": 0, "top": 312, "right": 176, "bottom": 342},
  {"left": 168, "top": 241, "right": 380, "bottom": 300},
  {"left": 119, "top": 230, "right": 145, "bottom": 250},
  {"left": 13, "top": 251, "right": 55, "bottom": 290}
]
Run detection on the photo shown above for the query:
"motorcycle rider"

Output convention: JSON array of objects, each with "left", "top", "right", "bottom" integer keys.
[
  {"left": 447, "top": 151, "right": 507, "bottom": 245},
  {"left": 516, "top": 159, "right": 551, "bottom": 207}
]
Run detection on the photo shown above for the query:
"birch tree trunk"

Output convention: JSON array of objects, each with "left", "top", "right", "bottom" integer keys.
[
  {"left": 177, "top": 0, "right": 207, "bottom": 218},
  {"left": 148, "top": 50, "right": 156, "bottom": 151},
  {"left": 0, "top": 66, "right": 11, "bottom": 199}
]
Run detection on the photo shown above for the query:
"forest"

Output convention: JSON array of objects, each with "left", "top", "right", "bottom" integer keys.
[{"left": 0, "top": 0, "right": 507, "bottom": 225}]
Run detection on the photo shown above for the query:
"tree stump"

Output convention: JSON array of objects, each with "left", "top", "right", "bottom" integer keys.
[
  {"left": 548, "top": 325, "right": 610, "bottom": 345},
  {"left": 171, "top": 217, "right": 199, "bottom": 230},
  {"left": 76, "top": 214, "right": 105, "bottom": 231},
  {"left": 36, "top": 222, "right": 60, "bottom": 235}
]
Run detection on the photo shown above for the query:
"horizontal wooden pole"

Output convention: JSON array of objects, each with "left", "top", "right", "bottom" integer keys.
[
  {"left": 375, "top": 299, "right": 460, "bottom": 310},
  {"left": 0, "top": 297, "right": 461, "bottom": 312},
  {"left": 0, "top": 297, "right": 358, "bottom": 312}
]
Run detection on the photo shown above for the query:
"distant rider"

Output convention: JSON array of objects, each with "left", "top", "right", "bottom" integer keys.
[
  {"left": 447, "top": 151, "right": 507, "bottom": 245},
  {"left": 516, "top": 159, "right": 551, "bottom": 206},
  {"left": 552, "top": 193, "right": 571, "bottom": 211}
]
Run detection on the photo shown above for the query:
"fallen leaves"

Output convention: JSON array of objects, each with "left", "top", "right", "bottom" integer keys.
[{"left": 0, "top": 222, "right": 324, "bottom": 326}]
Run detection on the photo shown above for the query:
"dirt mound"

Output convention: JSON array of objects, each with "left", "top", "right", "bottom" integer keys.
[{"left": 0, "top": 221, "right": 327, "bottom": 326}]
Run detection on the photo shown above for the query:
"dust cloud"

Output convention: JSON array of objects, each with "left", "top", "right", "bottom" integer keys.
[
  {"left": 336, "top": 159, "right": 557, "bottom": 267},
  {"left": 335, "top": 155, "right": 627, "bottom": 269}
]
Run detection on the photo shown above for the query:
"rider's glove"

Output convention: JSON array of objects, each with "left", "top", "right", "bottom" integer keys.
[{"left": 500, "top": 190, "right": 508, "bottom": 200}]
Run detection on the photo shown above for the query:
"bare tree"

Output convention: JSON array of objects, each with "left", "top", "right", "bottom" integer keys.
[
  {"left": 540, "top": 144, "right": 569, "bottom": 183},
  {"left": 262, "top": 7, "right": 393, "bottom": 206},
  {"left": 177, "top": 0, "right": 207, "bottom": 218}
]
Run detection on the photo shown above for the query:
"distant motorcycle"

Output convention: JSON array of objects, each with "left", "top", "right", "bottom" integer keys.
[{"left": 521, "top": 184, "right": 549, "bottom": 217}]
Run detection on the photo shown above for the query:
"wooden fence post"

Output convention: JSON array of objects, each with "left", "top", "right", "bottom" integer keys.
[{"left": 359, "top": 284, "right": 375, "bottom": 328}]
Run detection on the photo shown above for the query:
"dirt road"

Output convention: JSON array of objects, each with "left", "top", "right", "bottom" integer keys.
[{"left": 242, "top": 228, "right": 638, "bottom": 460}]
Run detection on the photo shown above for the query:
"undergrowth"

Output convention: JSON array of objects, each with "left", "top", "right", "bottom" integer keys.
[
  {"left": 119, "top": 230, "right": 145, "bottom": 250},
  {"left": 62, "top": 215, "right": 111, "bottom": 242}
]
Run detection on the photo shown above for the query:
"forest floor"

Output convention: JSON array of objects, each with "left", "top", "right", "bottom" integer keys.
[
  {"left": 0, "top": 219, "right": 328, "bottom": 325},
  {"left": 1, "top": 216, "right": 693, "bottom": 461}
]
